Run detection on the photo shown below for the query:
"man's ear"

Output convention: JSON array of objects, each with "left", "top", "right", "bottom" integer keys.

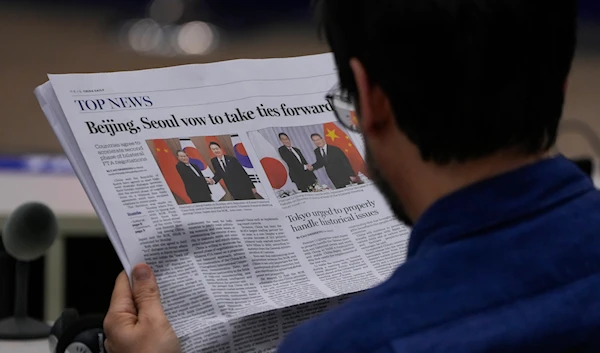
[{"left": 349, "top": 58, "right": 393, "bottom": 134}]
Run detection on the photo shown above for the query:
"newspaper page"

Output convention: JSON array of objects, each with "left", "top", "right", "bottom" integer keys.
[{"left": 36, "top": 53, "right": 411, "bottom": 353}]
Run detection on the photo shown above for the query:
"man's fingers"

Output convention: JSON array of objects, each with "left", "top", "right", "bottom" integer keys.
[
  {"left": 105, "top": 270, "right": 137, "bottom": 336},
  {"left": 103, "top": 338, "right": 114, "bottom": 353},
  {"left": 131, "top": 263, "right": 166, "bottom": 323},
  {"left": 108, "top": 271, "right": 137, "bottom": 317}
]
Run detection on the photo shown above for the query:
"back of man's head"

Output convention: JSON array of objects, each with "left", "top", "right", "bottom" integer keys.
[{"left": 318, "top": 0, "right": 578, "bottom": 164}]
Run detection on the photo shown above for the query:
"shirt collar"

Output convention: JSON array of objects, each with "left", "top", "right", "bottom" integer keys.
[{"left": 407, "top": 155, "right": 595, "bottom": 258}]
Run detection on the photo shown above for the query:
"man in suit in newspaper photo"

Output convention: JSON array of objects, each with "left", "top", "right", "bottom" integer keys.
[
  {"left": 175, "top": 150, "right": 214, "bottom": 203},
  {"left": 310, "top": 133, "right": 358, "bottom": 188},
  {"left": 209, "top": 141, "right": 257, "bottom": 200},
  {"left": 277, "top": 132, "right": 317, "bottom": 192},
  {"left": 103, "top": 1, "right": 600, "bottom": 353}
]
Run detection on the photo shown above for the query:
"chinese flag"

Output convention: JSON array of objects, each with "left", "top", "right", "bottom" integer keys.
[
  {"left": 152, "top": 139, "right": 191, "bottom": 204},
  {"left": 349, "top": 111, "right": 360, "bottom": 130},
  {"left": 322, "top": 122, "right": 369, "bottom": 177}
]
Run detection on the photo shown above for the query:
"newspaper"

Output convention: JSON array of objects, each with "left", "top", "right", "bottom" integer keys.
[{"left": 33, "top": 53, "right": 411, "bottom": 353}]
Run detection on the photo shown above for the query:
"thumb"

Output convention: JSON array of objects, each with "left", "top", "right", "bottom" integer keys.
[{"left": 131, "top": 263, "right": 165, "bottom": 321}]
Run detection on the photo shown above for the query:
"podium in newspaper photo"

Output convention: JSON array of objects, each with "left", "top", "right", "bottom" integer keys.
[
  {"left": 247, "top": 121, "right": 370, "bottom": 198},
  {"left": 147, "top": 134, "right": 268, "bottom": 204}
]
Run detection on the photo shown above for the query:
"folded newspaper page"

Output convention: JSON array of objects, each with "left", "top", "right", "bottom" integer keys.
[{"left": 34, "top": 53, "right": 411, "bottom": 353}]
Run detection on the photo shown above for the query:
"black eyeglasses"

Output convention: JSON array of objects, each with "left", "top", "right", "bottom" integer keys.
[{"left": 325, "top": 84, "right": 360, "bottom": 132}]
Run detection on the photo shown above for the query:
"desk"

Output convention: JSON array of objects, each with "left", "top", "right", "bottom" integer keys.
[{"left": 0, "top": 339, "right": 48, "bottom": 353}]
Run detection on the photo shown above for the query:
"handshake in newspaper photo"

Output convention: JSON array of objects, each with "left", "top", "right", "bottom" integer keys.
[
  {"left": 148, "top": 134, "right": 265, "bottom": 204},
  {"left": 249, "top": 122, "right": 368, "bottom": 199},
  {"left": 147, "top": 121, "right": 369, "bottom": 204}
]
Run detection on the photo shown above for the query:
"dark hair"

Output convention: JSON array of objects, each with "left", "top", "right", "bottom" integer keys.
[
  {"left": 317, "top": 0, "right": 577, "bottom": 164},
  {"left": 209, "top": 141, "right": 221, "bottom": 148},
  {"left": 311, "top": 133, "right": 322, "bottom": 139},
  {"left": 279, "top": 132, "right": 289, "bottom": 139},
  {"left": 175, "top": 149, "right": 186, "bottom": 155}
]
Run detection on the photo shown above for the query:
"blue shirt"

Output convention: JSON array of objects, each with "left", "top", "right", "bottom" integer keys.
[{"left": 277, "top": 155, "right": 600, "bottom": 353}]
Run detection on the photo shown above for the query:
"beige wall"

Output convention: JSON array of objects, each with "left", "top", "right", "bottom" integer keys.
[
  {"left": 0, "top": 6, "right": 328, "bottom": 154},
  {"left": 558, "top": 54, "right": 600, "bottom": 160},
  {"left": 0, "top": 5, "right": 598, "bottom": 159}
]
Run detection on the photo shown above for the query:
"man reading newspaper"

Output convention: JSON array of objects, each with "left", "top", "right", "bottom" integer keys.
[{"left": 103, "top": 0, "right": 600, "bottom": 352}]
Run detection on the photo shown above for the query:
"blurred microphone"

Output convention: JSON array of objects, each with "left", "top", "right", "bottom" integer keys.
[{"left": 0, "top": 202, "right": 58, "bottom": 339}]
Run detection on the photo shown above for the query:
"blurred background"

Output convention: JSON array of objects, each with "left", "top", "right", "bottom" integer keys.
[{"left": 0, "top": 0, "right": 598, "bottom": 324}]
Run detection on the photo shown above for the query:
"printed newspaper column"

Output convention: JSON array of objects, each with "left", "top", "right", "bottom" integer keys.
[
  {"left": 299, "top": 229, "right": 381, "bottom": 295},
  {"left": 349, "top": 215, "right": 410, "bottom": 278},
  {"left": 236, "top": 216, "right": 329, "bottom": 307},
  {"left": 179, "top": 319, "right": 232, "bottom": 353},
  {"left": 112, "top": 171, "right": 185, "bottom": 277},
  {"left": 188, "top": 217, "right": 276, "bottom": 319},
  {"left": 289, "top": 202, "right": 384, "bottom": 296},
  {"left": 229, "top": 310, "right": 281, "bottom": 353}
]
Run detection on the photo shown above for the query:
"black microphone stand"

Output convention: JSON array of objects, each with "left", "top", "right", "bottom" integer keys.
[{"left": 0, "top": 260, "right": 51, "bottom": 339}]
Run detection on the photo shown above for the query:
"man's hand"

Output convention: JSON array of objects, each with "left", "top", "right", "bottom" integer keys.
[
  {"left": 104, "top": 264, "right": 181, "bottom": 353},
  {"left": 252, "top": 188, "right": 257, "bottom": 194},
  {"left": 350, "top": 176, "right": 360, "bottom": 183},
  {"left": 306, "top": 164, "right": 313, "bottom": 171},
  {"left": 206, "top": 178, "right": 215, "bottom": 185}
]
